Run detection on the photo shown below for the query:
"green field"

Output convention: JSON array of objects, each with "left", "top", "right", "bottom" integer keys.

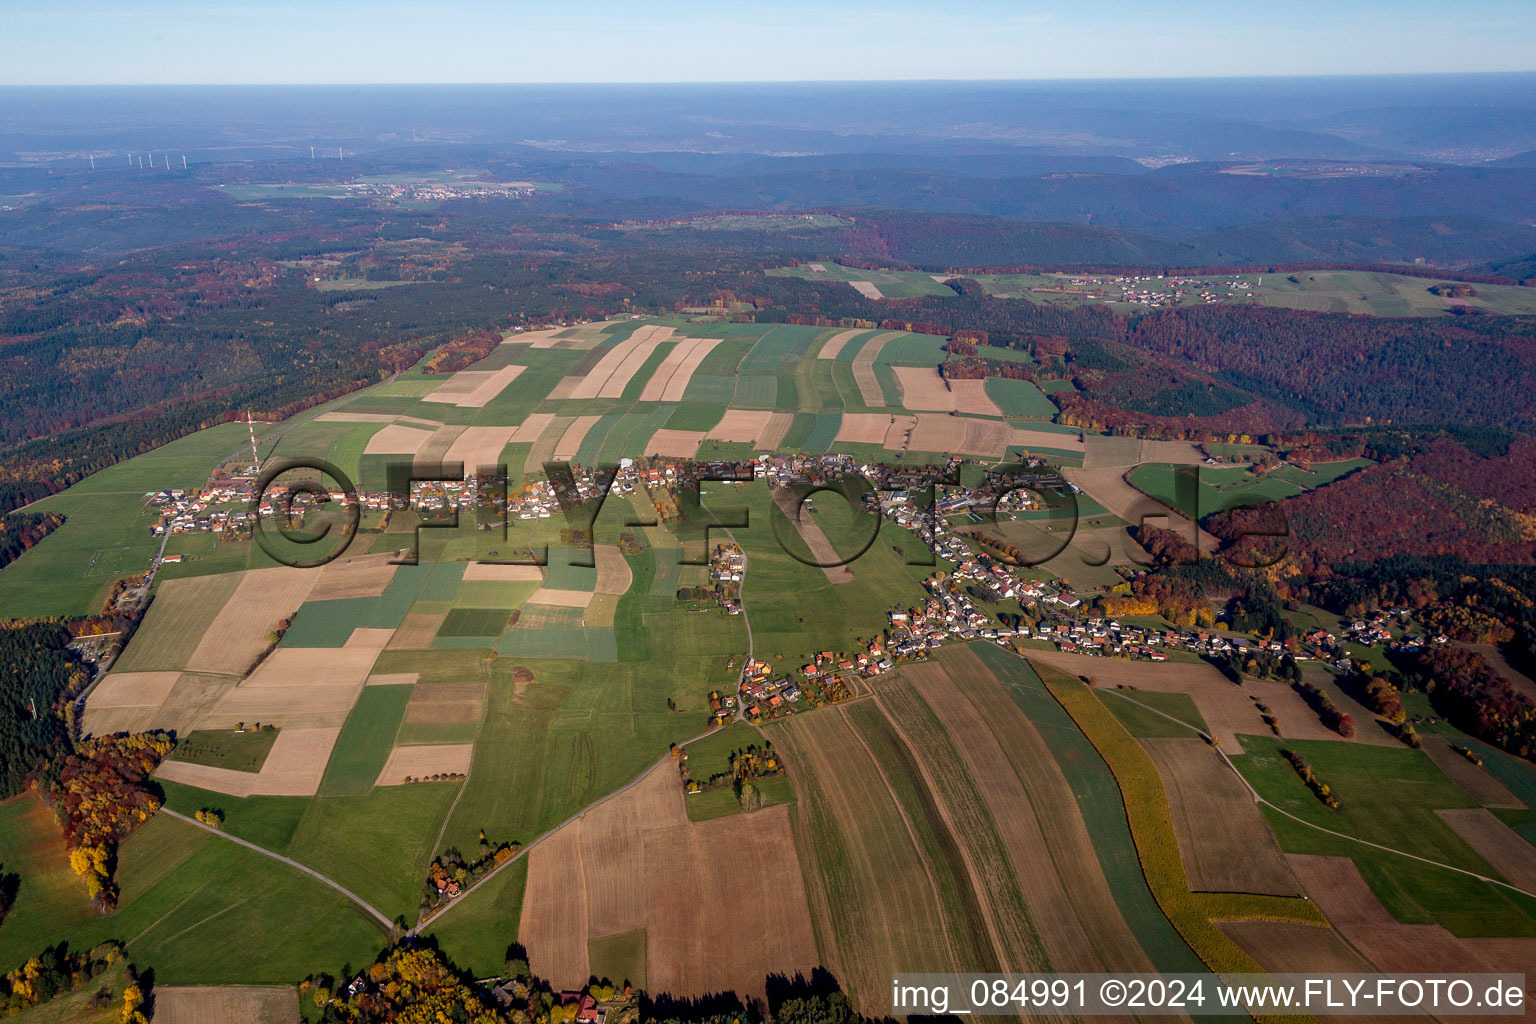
[
  {"left": 438, "top": 606, "right": 513, "bottom": 637},
  {"left": 1129, "top": 459, "right": 1371, "bottom": 518},
  {"left": 317, "top": 685, "right": 413, "bottom": 798},
  {"left": 167, "top": 728, "right": 281, "bottom": 772}
]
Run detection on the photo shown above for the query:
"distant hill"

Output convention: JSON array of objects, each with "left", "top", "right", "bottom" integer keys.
[{"left": 1188, "top": 215, "right": 1536, "bottom": 268}]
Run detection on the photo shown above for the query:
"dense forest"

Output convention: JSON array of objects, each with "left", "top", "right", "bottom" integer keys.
[{"left": 0, "top": 621, "right": 86, "bottom": 799}]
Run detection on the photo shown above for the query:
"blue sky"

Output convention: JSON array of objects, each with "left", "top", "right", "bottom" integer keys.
[{"left": 3, "top": 0, "right": 1534, "bottom": 84}]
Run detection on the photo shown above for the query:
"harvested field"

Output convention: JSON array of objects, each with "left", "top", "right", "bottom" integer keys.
[
  {"left": 524, "top": 415, "right": 575, "bottom": 474},
  {"left": 1436, "top": 808, "right": 1536, "bottom": 892},
  {"left": 1422, "top": 737, "right": 1525, "bottom": 808},
  {"left": 112, "top": 573, "right": 241, "bottom": 672},
  {"left": 1140, "top": 736, "right": 1300, "bottom": 896},
  {"left": 771, "top": 487, "right": 854, "bottom": 585},
  {"left": 315, "top": 412, "right": 441, "bottom": 427},
  {"left": 367, "top": 673, "right": 420, "bottom": 687},
  {"left": 420, "top": 365, "right": 526, "bottom": 408},
  {"left": 816, "top": 328, "right": 865, "bottom": 360},
  {"left": 404, "top": 681, "right": 484, "bottom": 726},
  {"left": 766, "top": 709, "right": 983, "bottom": 1015},
  {"left": 417, "top": 423, "right": 468, "bottom": 464},
  {"left": 848, "top": 280, "right": 884, "bottom": 300},
  {"left": 1140, "top": 439, "right": 1205, "bottom": 465},
  {"left": 849, "top": 331, "right": 900, "bottom": 407},
  {"left": 707, "top": 409, "right": 774, "bottom": 444},
  {"left": 1286, "top": 854, "right": 1492, "bottom": 973},
  {"left": 834, "top": 413, "right": 894, "bottom": 445},
  {"left": 201, "top": 629, "right": 390, "bottom": 731},
  {"left": 518, "top": 765, "right": 817, "bottom": 1001},
  {"left": 375, "top": 743, "right": 475, "bottom": 785},
  {"left": 882, "top": 414, "right": 917, "bottom": 450},
  {"left": 639, "top": 337, "right": 723, "bottom": 402},
  {"left": 444, "top": 425, "right": 519, "bottom": 471},
  {"left": 1022, "top": 650, "right": 1341, "bottom": 754},
  {"left": 87, "top": 670, "right": 181, "bottom": 709},
  {"left": 462, "top": 562, "right": 545, "bottom": 582},
  {"left": 758, "top": 412, "right": 794, "bottom": 450},
  {"left": 1218, "top": 920, "right": 1373, "bottom": 975},
  {"left": 565, "top": 324, "right": 675, "bottom": 400},
  {"left": 907, "top": 414, "right": 1015, "bottom": 456},
  {"left": 152, "top": 985, "right": 299, "bottom": 1024},
  {"left": 156, "top": 726, "right": 342, "bottom": 797},
  {"left": 309, "top": 552, "right": 398, "bottom": 602},
  {"left": 510, "top": 412, "right": 557, "bottom": 444},
  {"left": 526, "top": 588, "right": 594, "bottom": 609},
  {"left": 84, "top": 671, "right": 238, "bottom": 738},
  {"left": 1083, "top": 435, "right": 1145, "bottom": 469},
  {"left": 362, "top": 423, "right": 436, "bottom": 455},
  {"left": 388, "top": 612, "right": 447, "bottom": 650},
  {"left": 186, "top": 567, "right": 320, "bottom": 676},
  {"left": 643, "top": 429, "right": 705, "bottom": 458},
  {"left": 554, "top": 415, "right": 603, "bottom": 461},
  {"left": 892, "top": 367, "right": 1004, "bottom": 416},
  {"left": 900, "top": 651, "right": 1157, "bottom": 973},
  {"left": 593, "top": 546, "right": 633, "bottom": 596}
]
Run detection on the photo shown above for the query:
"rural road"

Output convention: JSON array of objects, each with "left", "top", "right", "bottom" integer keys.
[
  {"left": 163, "top": 808, "right": 398, "bottom": 932},
  {"left": 1092, "top": 681, "right": 1536, "bottom": 903}
]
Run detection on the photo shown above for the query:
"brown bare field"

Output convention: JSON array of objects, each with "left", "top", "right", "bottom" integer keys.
[
  {"left": 902, "top": 650, "right": 1157, "bottom": 973},
  {"left": 444, "top": 425, "right": 519, "bottom": 471},
  {"left": 905, "top": 414, "right": 967, "bottom": 453},
  {"left": 1011, "top": 427, "right": 1086, "bottom": 453},
  {"left": 376, "top": 743, "right": 475, "bottom": 785},
  {"left": 388, "top": 611, "right": 446, "bottom": 650},
  {"left": 643, "top": 429, "right": 705, "bottom": 458},
  {"left": 519, "top": 764, "right": 817, "bottom": 1001},
  {"left": 510, "top": 412, "right": 557, "bottom": 444},
  {"left": 1422, "top": 737, "right": 1525, "bottom": 808},
  {"left": 545, "top": 376, "right": 580, "bottom": 400},
  {"left": 1140, "top": 439, "right": 1206, "bottom": 465},
  {"left": 87, "top": 671, "right": 181, "bottom": 709},
  {"left": 156, "top": 727, "right": 342, "bottom": 797},
  {"left": 362, "top": 423, "right": 437, "bottom": 455},
  {"left": 1140, "top": 736, "right": 1301, "bottom": 896},
  {"left": 1220, "top": 920, "right": 1370, "bottom": 970},
  {"left": 638, "top": 337, "right": 719, "bottom": 401},
  {"left": 960, "top": 418, "right": 1016, "bottom": 457},
  {"left": 834, "top": 413, "right": 894, "bottom": 445},
  {"left": 200, "top": 631, "right": 389, "bottom": 731},
  {"left": 707, "top": 409, "right": 774, "bottom": 444},
  {"left": 765, "top": 709, "right": 975, "bottom": 1015},
  {"left": 1022, "top": 650, "right": 1344, "bottom": 754},
  {"left": 152, "top": 986, "right": 299, "bottom": 1024},
  {"left": 892, "top": 367, "right": 1005, "bottom": 416},
  {"left": 1436, "top": 808, "right": 1536, "bottom": 891},
  {"left": 815, "top": 328, "right": 865, "bottom": 360},
  {"left": 186, "top": 567, "right": 320, "bottom": 676},
  {"left": 849, "top": 331, "right": 900, "bottom": 407},
  {"left": 309, "top": 552, "right": 399, "bottom": 601},
  {"left": 594, "top": 545, "right": 633, "bottom": 595},
  {"left": 1286, "top": 853, "right": 1491, "bottom": 973},
  {"left": 525, "top": 415, "right": 575, "bottom": 474},
  {"left": 1083, "top": 435, "right": 1145, "bottom": 469},
  {"left": 848, "top": 280, "right": 884, "bottom": 300},
  {"left": 772, "top": 487, "right": 854, "bottom": 584},
  {"left": 421, "top": 364, "right": 526, "bottom": 408},
  {"left": 526, "top": 588, "right": 594, "bottom": 608},
  {"left": 501, "top": 327, "right": 563, "bottom": 346},
  {"left": 554, "top": 414, "right": 604, "bottom": 461}
]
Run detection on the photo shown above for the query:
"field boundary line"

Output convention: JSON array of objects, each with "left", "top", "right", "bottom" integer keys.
[
  {"left": 1094, "top": 683, "right": 1536, "bottom": 902},
  {"left": 162, "top": 808, "right": 395, "bottom": 932}
]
